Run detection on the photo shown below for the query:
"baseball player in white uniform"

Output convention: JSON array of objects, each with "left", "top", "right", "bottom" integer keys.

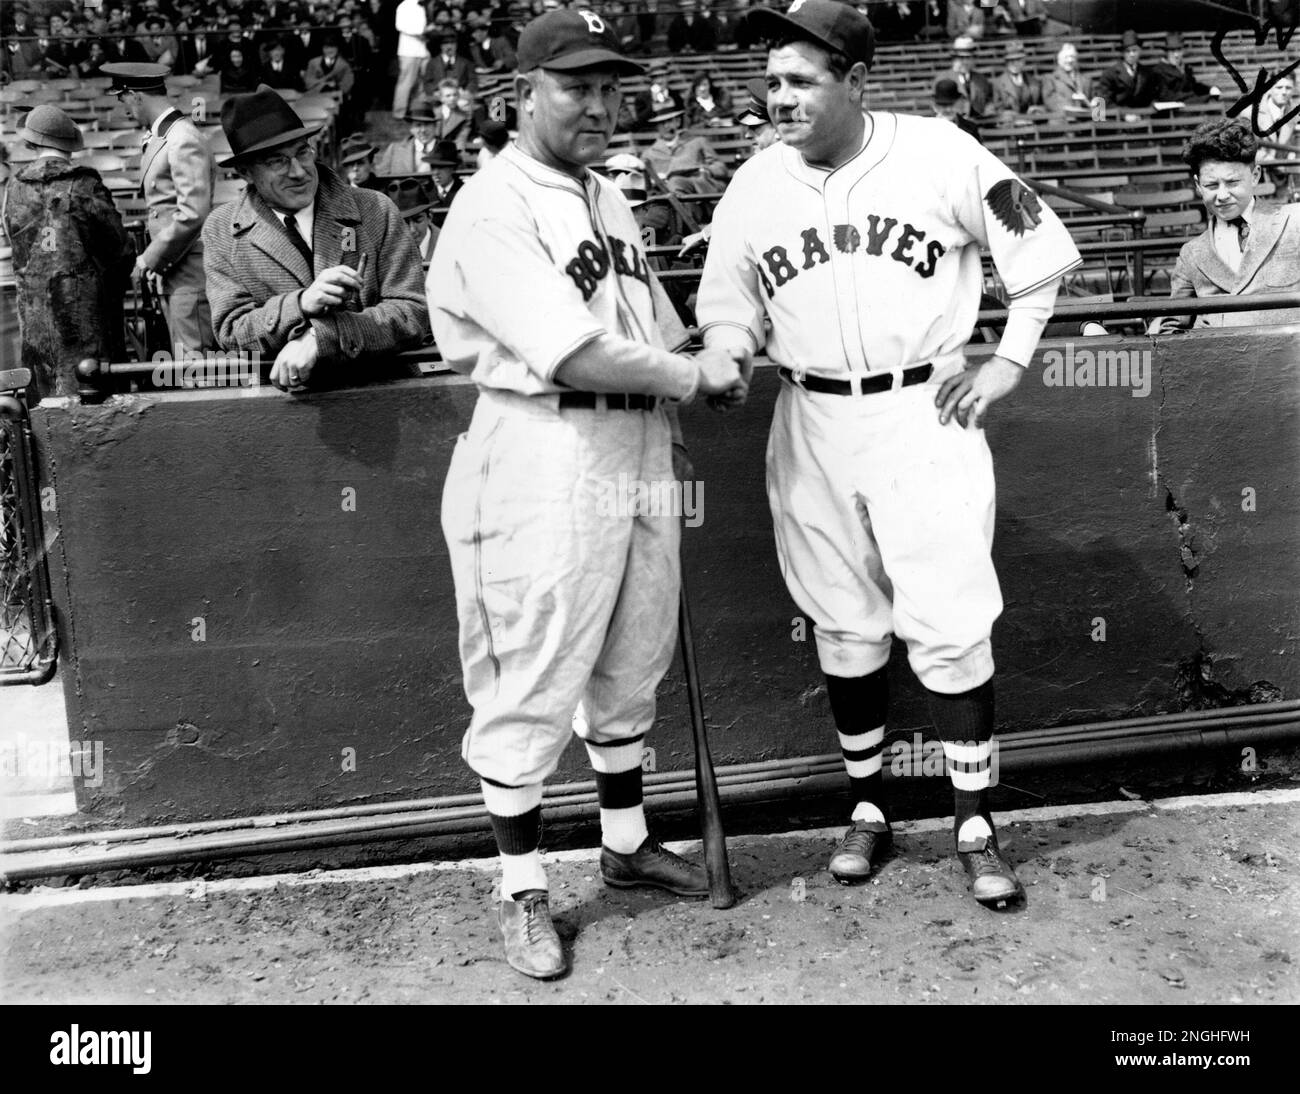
[
  {"left": 428, "top": 9, "right": 748, "bottom": 980},
  {"left": 698, "top": 0, "right": 1081, "bottom": 905}
]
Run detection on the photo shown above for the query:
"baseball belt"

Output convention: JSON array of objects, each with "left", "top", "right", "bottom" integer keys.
[
  {"left": 778, "top": 363, "right": 934, "bottom": 396},
  {"left": 557, "top": 392, "right": 659, "bottom": 411}
]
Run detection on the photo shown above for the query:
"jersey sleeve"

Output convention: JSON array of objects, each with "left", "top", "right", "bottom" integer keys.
[
  {"left": 443, "top": 201, "right": 608, "bottom": 384},
  {"left": 952, "top": 137, "right": 1082, "bottom": 299},
  {"left": 649, "top": 269, "right": 691, "bottom": 352},
  {"left": 695, "top": 176, "right": 766, "bottom": 351}
]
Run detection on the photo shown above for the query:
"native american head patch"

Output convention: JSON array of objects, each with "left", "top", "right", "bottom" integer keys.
[
  {"left": 833, "top": 224, "right": 861, "bottom": 254},
  {"left": 986, "top": 178, "right": 1043, "bottom": 236}
]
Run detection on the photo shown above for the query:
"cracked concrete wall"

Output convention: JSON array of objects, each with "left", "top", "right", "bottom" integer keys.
[{"left": 27, "top": 327, "right": 1299, "bottom": 827}]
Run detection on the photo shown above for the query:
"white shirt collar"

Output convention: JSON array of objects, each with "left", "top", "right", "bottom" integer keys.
[{"left": 274, "top": 201, "right": 316, "bottom": 258}]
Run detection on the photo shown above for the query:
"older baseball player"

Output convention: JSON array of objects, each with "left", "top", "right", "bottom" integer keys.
[
  {"left": 428, "top": 8, "right": 748, "bottom": 980},
  {"left": 697, "top": 1, "right": 1081, "bottom": 907}
]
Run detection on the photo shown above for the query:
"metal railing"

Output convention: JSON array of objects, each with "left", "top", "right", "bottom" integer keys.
[{"left": 0, "top": 367, "right": 58, "bottom": 687}]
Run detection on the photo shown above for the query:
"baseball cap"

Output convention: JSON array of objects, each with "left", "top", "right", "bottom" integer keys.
[
  {"left": 742, "top": 0, "right": 876, "bottom": 68},
  {"left": 517, "top": 9, "right": 645, "bottom": 75}
]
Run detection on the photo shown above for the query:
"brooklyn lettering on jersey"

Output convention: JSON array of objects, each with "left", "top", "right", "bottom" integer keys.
[
  {"left": 753, "top": 215, "right": 948, "bottom": 297},
  {"left": 565, "top": 234, "right": 652, "bottom": 301}
]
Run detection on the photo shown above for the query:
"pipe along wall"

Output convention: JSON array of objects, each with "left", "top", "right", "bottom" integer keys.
[{"left": 23, "top": 326, "right": 1300, "bottom": 831}]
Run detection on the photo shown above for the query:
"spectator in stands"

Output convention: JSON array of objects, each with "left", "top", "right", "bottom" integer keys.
[
  {"left": 474, "top": 119, "right": 511, "bottom": 170},
  {"left": 1255, "top": 74, "right": 1297, "bottom": 175},
  {"left": 424, "top": 140, "right": 464, "bottom": 227},
  {"left": 283, "top": 16, "right": 323, "bottom": 75},
  {"left": 2, "top": 7, "right": 49, "bottom": 80},
  {"left": 375, "top": 107, "right": 440, "bottom": 176},
  {"left": 1, "top": 104, "right": 134, "bottom": 401},
  {"left": 393, "top": 0, "right": 429, "bottom": 118},
  {"left": 141, "top": 16, "right": 180, "bottom": 68},
  {"left": 705, "top": 4, "right": 737, "bottom": 50},
  {"left": 43, "top": 12, "right": 86, "bottom": 76},
  {"left": 177, "top": 18, "right": 219, "bottom": 76},
  {"left": 105, "top": 62, "right": 218, "bottom": 354},
  {"left": 1097, "top": 30, "right": 1154, "bottom": 111},
  {"left": 337, "top": 19, "right": 374, "bottom": 113},
  {"left": 220, "top": 46, "right": 261, "bottom": 94},
  {"left": 203, "top": 88, "right": 429, "bottom": 392},
  {"left": 947, "top": 1, "right": 986, "bottom": 40},
  {"left": 607, "top": 152, "right": 681, "bottom": 246},
  {"left": 607, "top": 0, "right": 647, "bottom": 54},
  {"left": 934, "top": 77, "right": 982, "bottom": 143},
  {"left": 1040, "top": 41, "right": 1099, "bottom": 115},
  {"left": 630, "top": 61, "right": 686, "bottom": 130},
  {"left": 638, "top": 0, "right": 665, "bottom": 50},
  {"left": 944, "top": 37, "right": 996, "bottom": 121},
  {"left": 642, "top": 104, "right": 730, "bottom": 194},
  {"left": 424, "top": 33, "right": 477, "bottom": 99},
  {"left": 1150, "top": 118, "right": 1300, "bottom": 332},
  {"left": 427, "top": 79, "right": 473, "bottom": 149},
  {"left": 213, "top": 20, "right": 257, "bottom": 75},
  {"left": 736, "top": 75, "right": 776, "bottom": 155},
  {"left": 387, "top": 178, "right": 440, "bottom": 261},
  {"left": 469, "top": 21, "right": 517, "bottom": 72},
  {"left": 669, "top": 0, "right": 720, "bottom": 53},
  {"left": 1148, "top": 33, "right": 1220, "bottom": 104},
  {"left": 992, "top": 40, "right": 1042, "bottom": 115},
  {"left": 1002, "top": 0, "right": 1049, "bottom": 38},
  {"left": 309, "top": 37, "right": 360, "bottom": 133},
  {"left": 81, "top": 40, "right": 112, "bottom": 78},
  {"left": 686, "top": 74, "right": 734, "bottom": 128},
  {"left": 262, "top": 40, "right": 305, "bottom": 91},
  {"left": 340, "top": 136, "right": 385, "bottom": 190}
]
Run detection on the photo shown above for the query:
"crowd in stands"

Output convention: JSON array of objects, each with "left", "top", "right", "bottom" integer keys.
[{"left": 3, "top": 2, "right": 1300, "bottom": 400}]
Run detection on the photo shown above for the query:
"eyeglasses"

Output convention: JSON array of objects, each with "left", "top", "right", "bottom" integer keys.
[{"left": 260, "top": 144, "right": 316, "bottom": 174}]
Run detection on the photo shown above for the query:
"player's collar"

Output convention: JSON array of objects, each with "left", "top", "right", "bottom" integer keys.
[
  {"left": 499, "top": 142, "right": 592, "bottom": 197},
  {"left": 781, "top": 111, "right": 893, "bottom": 188}
]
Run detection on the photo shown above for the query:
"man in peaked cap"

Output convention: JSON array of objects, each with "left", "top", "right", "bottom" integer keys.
[
  {"left": 104, "top": 61, "right": 218, "bottom": 354},
  {"left": 736, "top": 74, "right": 777, "bottom": 156},
  {"left": 201, "top": 88, "right": 428, "bottom": 392}
]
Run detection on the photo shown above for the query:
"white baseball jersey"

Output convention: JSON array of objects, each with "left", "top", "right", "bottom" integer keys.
[
  {"left": 698, "top": 112, "right": 1081, "bottom": 375},
  {"left": 427, "top": 142, "right": 688, "bottom": 395}
]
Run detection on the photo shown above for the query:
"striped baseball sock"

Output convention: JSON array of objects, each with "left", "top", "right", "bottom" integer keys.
[
  {"left": 825, "top": 669, "right": 889, "bottom": 825},
  {"left": 481, "top": 779, "right": 547, "bottom": 902},
  {"left": 586, "top": 736, "right": 648, "bottom": 855},
  {"left": 925, "top": 680, "right": 996, "bottom": 844}
]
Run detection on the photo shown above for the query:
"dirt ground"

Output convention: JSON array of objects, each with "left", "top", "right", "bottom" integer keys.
[{"left": 2, "top": 791, "right": 1296, "bottom": 1005}]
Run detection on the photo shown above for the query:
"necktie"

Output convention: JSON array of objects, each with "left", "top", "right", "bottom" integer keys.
[
  {"left": 1229, "top": 216, "right": 1250, "bottom": 250},
  {"left": 283, "top": 213, "right": 313, "bottom": 267}
]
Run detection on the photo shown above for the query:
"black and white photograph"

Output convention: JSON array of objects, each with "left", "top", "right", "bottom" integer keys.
[{"left": 0, "top": 0, "right": 1296, "bottom": 1043}]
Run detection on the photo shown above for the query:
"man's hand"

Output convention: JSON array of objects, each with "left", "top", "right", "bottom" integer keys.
[
  {"left": 271, "top": 328, "right": 319, "bottom": 392},
  {"left": 694, "top": 346, "right": 750, "bottom": 407},
  {"left": 935, "top": 354, "right": 1023, "bottom": 429},
  {"left": 301, "top": 265, "right": 363, "bottom": 317},
  {"left": 705, "top": 346, "right": 753, "bottom": 412},
  {"left": 133, "top": 256, "right": 163, "bottom": 296}
]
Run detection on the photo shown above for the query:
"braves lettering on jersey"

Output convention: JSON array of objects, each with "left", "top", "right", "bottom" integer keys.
[
  {"left": 698, "top": 112, "right": 1080, "bottom": 377},
  {"left": 428, "top": 142, "right": 686, "bottom": 395}
]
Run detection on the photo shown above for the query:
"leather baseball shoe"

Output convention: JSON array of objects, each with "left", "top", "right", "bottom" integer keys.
[
  {"left": 957, "top": 834, "right": 1024, "bottom": 906},
  {"left": 828, "top": 820, "right": 892, "bottom": 884},
  {"left": 600, "top": 837, "right": 709, "bottom": 897},
  {"left": 498, "top": 889, "right": 567, "bottom": 979}
]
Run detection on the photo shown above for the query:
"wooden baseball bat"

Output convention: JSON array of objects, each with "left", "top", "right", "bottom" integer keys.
[{"left": 677, "top": 570, "right": 738, "bottom": 909}]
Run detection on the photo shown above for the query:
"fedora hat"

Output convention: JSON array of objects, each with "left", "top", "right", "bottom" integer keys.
[
  {"left": 18, "top": 104, "right": 84, "bottom": 153},
  {"left": 339, "top": 135, "right": 375, "bottom": 164},
  {"left": 386, "top": 178, "right": 433, "bottom": 219},
  {"left": 218, "top": 87, "right": 320, "bottom": 167},
  {"left": 423, "top": 139, "right": 460, "bottom": 168},
  {"left": 650, "top": 104, "right": 685, "bottom": 125}
]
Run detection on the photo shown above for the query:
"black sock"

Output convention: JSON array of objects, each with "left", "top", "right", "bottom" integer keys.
[
  {"left": 925, "top": 680, "right": 995, "bottom": 841},
  {"left": 826, "top": 667, "right": 889, "bottom": 821}
]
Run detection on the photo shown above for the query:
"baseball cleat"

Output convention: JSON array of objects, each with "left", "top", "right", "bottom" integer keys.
[
  {"left": 828, "top": 820, "right": 892, "bottom": 884},
  {"left": 600, "top": 837, "right": 709, "bottom": 897},
  {"left": 498, "top": 889, "right": 567, "bottom": 980},
  {"left": 956, "top": 834, "right": 1024, "bottom": 907}
]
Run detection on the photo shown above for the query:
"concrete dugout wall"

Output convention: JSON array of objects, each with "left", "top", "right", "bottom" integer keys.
[{"left": 27, "top": 326, "right": 1300, "bottom": 827}]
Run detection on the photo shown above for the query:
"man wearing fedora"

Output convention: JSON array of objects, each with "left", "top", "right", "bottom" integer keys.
[
  {"left": 1148, "top": 32, "right": 1220, "bottom": 105},
  {"left": 423, "top": 140, "right": 464, "bottom": 227},
  {"left": 1, "top": 104, "right": 134, "bottom": 400},
  {"left": 201, "top": 88, "right": 429, "bottom": 392},
  {"left": 642, "top": 104, "right": 730, "bottom": 195},
  {"left": 1097, "top": 30, "right": 1154, "bottom": 110},
  {"left": 934, "top": 77, "right": 983, "bottom": 143},
  {"left": 340, "top": 135, "right": 385, "bottom": 191},
  {"left": 942, "top": 36, "right": 996, "bottom": 121},
  {"left": 375, "top": 107, "right": 440, "bottom": 177},
  {"left": 103, "top": 62, "right": 218, "bottom": 355},
  {"left": 386, "top": 178, "right": 439, "bottom": 262},
  {"left": 991, "top": 40, "right": 1042, "bottom": 115}
]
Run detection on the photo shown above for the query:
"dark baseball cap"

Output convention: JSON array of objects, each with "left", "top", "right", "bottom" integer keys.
[
  {"left": 517, "top": 9, "right": 645, "bottom": 75},
  {"left": 743, "top": 0, "right": 875, "bottom": 68}
]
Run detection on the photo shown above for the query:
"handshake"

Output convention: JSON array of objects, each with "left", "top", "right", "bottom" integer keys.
[{"left": 692, "top": 345, "right": 753, "bottom": 412}]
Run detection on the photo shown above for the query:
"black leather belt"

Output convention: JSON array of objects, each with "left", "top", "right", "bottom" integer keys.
[
  {"left": 557, "top": 392, "right": 659, "bottom": 411},
  {"left": 778, "top": 363, "right": 934, "bottom": 396}
]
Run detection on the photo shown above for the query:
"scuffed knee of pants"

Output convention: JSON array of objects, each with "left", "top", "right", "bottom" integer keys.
[
  {"left": 814, "top": 631, "right": 892, "bottom": 679},
  {"left": 911, "top": 642, "right": 995, "bottom": 695}
]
